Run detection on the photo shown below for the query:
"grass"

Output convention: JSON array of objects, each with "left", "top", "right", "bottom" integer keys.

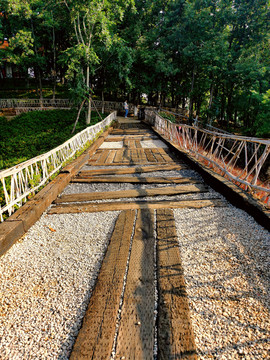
[{"left": 0, "top": 109, "right": 107, "bottom": 170}]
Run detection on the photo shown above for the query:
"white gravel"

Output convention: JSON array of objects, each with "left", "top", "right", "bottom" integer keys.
[
  {"left": 0, "top": 211, "right": 120, "bottom": 359},
  {"left": 140, "top": 140, "right": 168, "bottom": 148},
  {"left": 100, "top": 141, "right": 123, "bottom": 148},
  {"left": 1, "top": 130, "right": 269, "bottom": 360},
  {"left": 174, "top": 206, "right": 270, "bottom": 359}
]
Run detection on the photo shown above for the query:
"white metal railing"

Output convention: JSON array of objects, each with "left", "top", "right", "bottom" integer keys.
[
  {"left": 0, "top": 111, "right": 117, "bottom": 221},
  {"left": 0, "top": 99, "right": 135, "bottom": 113},
  {"left": 145, "top": 109, "right": 270, "bottom": 206}
]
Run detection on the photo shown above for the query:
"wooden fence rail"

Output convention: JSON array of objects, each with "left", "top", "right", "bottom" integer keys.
[
  {"left": 0, "top": 111, "right": 116, "bottom": 221},
  {"left": 145, "top": 109, "right": 270, "bottom": 206}
]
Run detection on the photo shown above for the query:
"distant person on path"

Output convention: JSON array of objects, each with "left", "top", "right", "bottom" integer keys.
[{"left": 124, "top": 100, "right": 129, "bottom": 118}]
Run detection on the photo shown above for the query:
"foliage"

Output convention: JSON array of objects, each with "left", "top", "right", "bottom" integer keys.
[
  {"left": 1, "top": 0, "right": 269, "bottom": 136},
  {"left": 159, "top": 111, "right": 176, "bottom": 123},
  {"left": 0, "top": 109, "right": 106, "bottom": 170}
]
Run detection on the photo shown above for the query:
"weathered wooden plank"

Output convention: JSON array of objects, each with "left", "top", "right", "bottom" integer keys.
[
  {"left": 105, "top": 136, "right": 159, "bottom": 142},
  {"left": 151, "top": 148, "right": 167, "bottom": 163},
  {"left": 111, "top": 129, "right": 152, "bottom": 135},
  {"left": 54, "top": 184, "right": 208, "bottom": 203},
  {"left": 157, "top": 147, "right": 176, "bottom": 162},
  {"left": 115, "top": 209, "right": 155, "bottom": 360},
  {"left": 72, "top": 176, "right": 200, "bottom": 184},
  {"left": 123, "top": 138, "right": 129, "bottom": 147},
  {"left": 156, "top": 209, "right": 197, "bottom": 360},
  {"left": 88, "top": 150, "right": 103, "bottom": 163},
  {"left": 113, "top": 149, "right": 125, "bottom": 163},
  {"left": 48, "top": 199, "right": 226, "bottom": 214},
  {"left": 135, "top": 140, "right": 142, "bottom": 148},
  {"left": 138, "top": 148, "right": 148, "bottom": 162},
  {"left": 105, "top": 150, "right": 116, "bottom": 164},
  {"left": 87, "top": 161, "right": 178, "bottom": 166},
  {"left": 129, "top": 139, "right": 136, "bottom": 148},
  {"left": 79, "top": 164, "right": 186, "bottom": 176},
  {"left": 145, "top": 149, "right": 158, "bottom": 163},
  {"left": 70, "top": 210, "right": 136, "bottom": 360},
  {"left": 96, "top": 149, "right": 110, "bottom": 164},
  {"left": 130, "top": 148, "right": 138, "bottom": 163}
]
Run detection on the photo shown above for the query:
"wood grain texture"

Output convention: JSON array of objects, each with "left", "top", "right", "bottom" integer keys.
[
  {"left": 72, "top": 176, "right": 200, "bottom": 184},
  {"left": 78, "top": 164, "right": 186, "bottom": 176},
  {"left": 115, "top": 209, "right": 155, "bottom": 360},
  {"left": 49, "top": 199, "right": 226, "bottom": 214},
  {"left": 70, "top": 210, "right": 135, "bottom": 360},
  {"left": 54, "top": 184, "right": 208, "bottom": 204},
  {"left": 156, "top": 209, "right": 197, "bottom": 360}
]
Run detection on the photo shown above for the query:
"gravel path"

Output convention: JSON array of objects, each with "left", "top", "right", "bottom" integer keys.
[
  {"left": 1, "top": 133, "right": 269, "bottom": 359},
  {"left": 174, "top": 206, "right": 270, "bottom": 359},
  {"left": 0, "top": 211, "right": 119, "bottom": 359}
]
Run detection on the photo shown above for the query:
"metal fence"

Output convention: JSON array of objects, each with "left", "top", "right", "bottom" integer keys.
[
  {"left": 145, "top": 109, "right": 270, "bottom": 206},
  {"left": 0, "top": 111, "right": 117, "bottom": 221},
  {"left": 0, "top": 99, "right": 135, "bottom": 114}
]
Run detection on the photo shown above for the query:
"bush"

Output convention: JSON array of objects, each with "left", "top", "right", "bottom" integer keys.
[{"left": 159, "top": 111, "right": 176, "bottom": 123}]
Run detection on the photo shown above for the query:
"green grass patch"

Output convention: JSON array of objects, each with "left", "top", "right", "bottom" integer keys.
[{"left": 0, "top": 109, "right": 107, "bottom": 170}]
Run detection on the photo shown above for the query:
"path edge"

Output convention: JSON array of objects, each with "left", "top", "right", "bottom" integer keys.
[
  {"left": 150, "top": 124, "right": 270, "bottom": 231},
  {"left": 0, "top": 127, "right": 112, "bottom": 257}
]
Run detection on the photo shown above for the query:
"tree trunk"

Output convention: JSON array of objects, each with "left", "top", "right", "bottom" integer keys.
[
  {"left": 189, "top": 66, "right": 196, "bottom": 123},
  {"left": 38, "top": 69, "right": 43, "bottom": 107},
  {"left": 86, "top": 65, "right": 91, "bottom": 125},
  {"left": 207, "top": 83, "right": 214, "bottom": 123},
  {"left": 101, "top": 90, "right": 105, "bottom": 114},
  {"left": 52, "top": 18, "right": 56, "bottom": 101}
]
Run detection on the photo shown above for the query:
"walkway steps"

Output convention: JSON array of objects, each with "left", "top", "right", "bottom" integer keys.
[
  {"left": 115, "top": 209, "right": 156, "bottom": 359},
  {"left": 54, "top": 184, "right": 209, "bottom": 204},
  {"left": 77, "top": 164, "right": 187, "bottom": 176},
  {"left": 71, "top": 176, "right": 201, "bottom": 184},
  {"left": 49, "top": 198, "right": 225, "bottom": 214},
  {"left": 105, "top": 136, "right": 159, "bottom": 141},
  {"left": 88, "top": 148, "right": 177, "bottom": 166},
  {"left": 156, "top": 209, "right": 197, "bottom": 359},
  {"left": 70, "top": 210, "right": 136, "bottom": 359},
  {"left": 55, "top": 120, "right": 223, "bottom": 358}
]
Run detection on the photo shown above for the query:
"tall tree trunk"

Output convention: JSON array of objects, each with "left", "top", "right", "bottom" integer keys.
[
  {"left": 189, "top": 65, "right": 196, "bottom": 123},
  {"left": 207, "top": 82, "right": 214, "bottom": 123},
  {"left": 226, "top": 83, "right": 234, "bottom": 130},
  {"left": 86, "top": 65, "right": 91, "bottom": 125},
  {"left": 38, "top": 69, "right": 43, "bottom": 107},
  {"left": 101, "top": 90, "right": 104, "bottom": 114},
  {"left": 52, "top": 16, "right": 56, "bottom": 101},
  {"left": 31, "top": 18, "right": 43, "bottom": 107}
]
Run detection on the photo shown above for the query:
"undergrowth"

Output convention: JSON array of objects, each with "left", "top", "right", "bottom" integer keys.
[{"left": 0, "top": 109, "right": 107, "bottom": 170}]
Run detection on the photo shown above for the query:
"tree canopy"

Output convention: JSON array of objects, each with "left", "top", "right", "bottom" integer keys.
[{"left": 0, "top": 0, "right": 269, "bottom": 136}]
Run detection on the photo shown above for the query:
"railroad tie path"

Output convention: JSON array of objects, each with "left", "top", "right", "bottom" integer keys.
[
  {"left": 52, "top": 119, "right": 223, "bottom": 359},
  {"left": 0, "top": 117, "right": 269, "bottom": 360}
]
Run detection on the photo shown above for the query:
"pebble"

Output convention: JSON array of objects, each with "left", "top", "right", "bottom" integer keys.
[
  {"left": 0, "top": 211, "right": 120, "bottom": 359},
  {"left": 174, "top": 206, "right": 270, "bottom": 359},
  {"left": 0, "top": 138, "right": 269, "bottom": 359}
]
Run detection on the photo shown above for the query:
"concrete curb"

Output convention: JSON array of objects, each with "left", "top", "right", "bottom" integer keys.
[
  {"left": 151, "top": 126, "right": 270, "bottom": 232},
  {"left": 0, "top": 127, "right": 112, "bottom": 256}
]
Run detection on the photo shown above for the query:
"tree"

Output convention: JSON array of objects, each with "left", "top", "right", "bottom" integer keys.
[{"left": 60, "top": 0, "right": 135, "bottom": 124}]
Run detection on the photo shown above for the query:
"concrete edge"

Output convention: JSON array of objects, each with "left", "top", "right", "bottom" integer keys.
[
  {"left": 0, "top": 127, "right": 112, "bottom": 257},
  {"left": 151, "top": 126, "right": 270, "bottom": 232}
]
